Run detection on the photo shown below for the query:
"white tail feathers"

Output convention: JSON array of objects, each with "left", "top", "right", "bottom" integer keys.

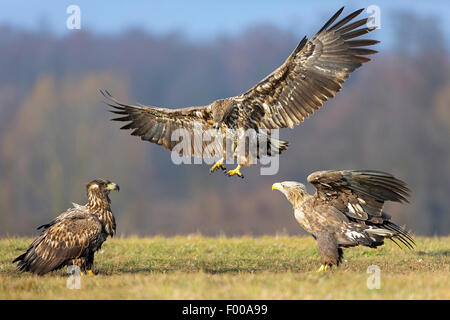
[
  {"left": 365, "top": 228, "right": 396, "bottom": 237},
  {"left": 267, "top": 137, "right": 289, "bottom": 155}
]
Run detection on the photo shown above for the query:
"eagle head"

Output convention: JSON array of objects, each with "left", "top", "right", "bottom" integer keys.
[
  {"left": 211, "top": 99, "right": 235, "bottom": 129},
  {"left": 87, "top": 179, "right": 120, "bottom": 195},
  {"left": 272, "top": 181, "right": 307, "bottom": 203}
]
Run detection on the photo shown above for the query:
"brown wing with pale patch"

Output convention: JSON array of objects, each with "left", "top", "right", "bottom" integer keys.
[
  {"left": 13, "top": 214, "right": 103, "bottom": 275},
  {"left": 37, "top": 204, "right": 85, "bottom": 231},
  {"left": 235, "top": 7, "right": 378, "bottom": 129},
  {"left": 307, "top": 170, "right": 411, "bottom": 221},
  {"left": 104, "top": 91, "right": 223, "bottom": 158},
  {"left": 308, "top": 170, "right": 414, "bottom": 249}
]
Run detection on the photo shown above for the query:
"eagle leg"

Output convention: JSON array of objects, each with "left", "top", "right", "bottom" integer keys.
[
  {"left": 210, "top": 157, "right": 226, "bottom": 173},
  {"left": 226, "top": 165, "right": 244, "bottom": 178}
]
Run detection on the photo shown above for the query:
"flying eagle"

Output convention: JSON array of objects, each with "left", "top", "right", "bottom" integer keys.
[
  {"left": 13, "top": 179, "right": 119, "bottom": 276},
  {"left": 104, "top": 7, "right": 378, "bottom": 178},
  {"left": 272, "top": 170, "right": 414, "bottom": 272}
]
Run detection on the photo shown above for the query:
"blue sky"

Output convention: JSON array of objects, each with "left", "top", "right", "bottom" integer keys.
[{"left": 0, "top": 0, "right": 449, "bottom": 46}]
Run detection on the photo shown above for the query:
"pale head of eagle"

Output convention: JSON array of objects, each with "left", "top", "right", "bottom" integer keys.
[{"left": 272, "top": 181, "right": 307, "bottom": 204}]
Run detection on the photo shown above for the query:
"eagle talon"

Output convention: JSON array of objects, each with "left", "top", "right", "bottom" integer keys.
[
  {"left": 226, "top": 165, "right": 243, "bottom": 178},
  {"left": 210, "top": 158, "right": 226, "bottom": 173},
  {"left": 86, "top": 269, "right": 95, "bottom": 277},
  {"left": 317, "top": 264, "right": 330, "bottom": 273}
]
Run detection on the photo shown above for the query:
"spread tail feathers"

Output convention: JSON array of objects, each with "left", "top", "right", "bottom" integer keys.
[
  {"left": 365, "top": 224, "right": 415, "bottom": 249},
  {"left": 268, "top": 137, "right": 289, "bottom": 155},
  {"left": 259, "top": 132, "right": 289, "bottom": 157}
]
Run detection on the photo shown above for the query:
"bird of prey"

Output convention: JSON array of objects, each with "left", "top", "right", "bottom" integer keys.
[
  {"left": 13, "top": 179, "right": 119, "bottom": 276},
  {"left": 272, "top": 170, "right": 414, "bottom": 272},
  {"left": 104, "top": 7, "right": 378, "bottom": 178}
]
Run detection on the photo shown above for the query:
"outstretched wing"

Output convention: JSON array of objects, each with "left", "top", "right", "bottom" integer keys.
[
  {"left": 235, "top": 7, "right": 378, "bottom": 129},
  {"left": 14, "top": 215, "right": 103, "bottom": 275},
  {"left": 307, "top": 170, "right": 411, "bottom": 221},
  {"left": 104, "top": 91, "right": 222, "bottom": 157}
]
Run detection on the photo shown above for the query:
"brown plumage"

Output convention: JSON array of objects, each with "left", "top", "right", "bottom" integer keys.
[
  {"left": 104, "top": 7, "right": 378, "bottom": 176},
  {"left": 13, "top": 179, "right": 119, "bottom": 275},
  {"left": 272, "top": 170, "right": 414, "bottom": 271}
]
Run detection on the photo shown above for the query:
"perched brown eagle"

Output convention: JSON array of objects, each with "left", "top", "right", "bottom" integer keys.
[
  {"left": 13, "top": 179, "right": 119, "bottom": 276},
  {"left": 104, "top": 7, "right": 378, "bottom": 178},
  {"left": 272, "top": 170, "right": 414, "bottom": 272}
]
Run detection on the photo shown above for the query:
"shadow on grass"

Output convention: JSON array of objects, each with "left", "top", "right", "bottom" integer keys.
[
  {"left": 108, "top": 267, "right": 259, "bottom": 274},
  {"left": 105, "top": 266, "right": 308, "bottom": 274},
  {"left": 416, "top": 250, "right": 450, "bottom": 257}
]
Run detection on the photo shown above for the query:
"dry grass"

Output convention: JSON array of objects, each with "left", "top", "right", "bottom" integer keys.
[{"left": 1, "top": 236, "right": 449, "bottom": 299}]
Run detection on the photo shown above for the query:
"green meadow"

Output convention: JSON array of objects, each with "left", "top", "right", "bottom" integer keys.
[{"left": 1, "top": 236, "right": 449, "bottom": 299}]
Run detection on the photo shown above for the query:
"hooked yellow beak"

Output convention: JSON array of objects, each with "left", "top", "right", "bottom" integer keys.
[
  {"left": 106, "top": 183, "right": 120, "bottom": 191},
  {"left": 272, "top": 183, "right": 282, "bottom": 191}
]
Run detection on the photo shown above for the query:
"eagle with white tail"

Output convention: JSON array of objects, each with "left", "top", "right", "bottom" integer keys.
[
  {"left": 104, "top": 7, "right": 378, "bottom": 178},
  {"left": 272, "top": 170, "right": 414, "bottom": 271}
]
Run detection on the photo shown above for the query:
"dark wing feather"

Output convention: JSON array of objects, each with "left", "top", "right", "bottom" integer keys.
[
  {"left": 234, "top": 7, "right": 378, "bottom": 129},
  {"left": 37, "top": 204, "right": 86, "bottom": 230},
  {"left": 307, "top": 170, "right": 411, "bottom": 220},
  {"left": 308, "top": 170, "right": 414, "bottom": 248},
  {"left": 13, "top": 215, "right": 103, "bottom": 275},
  {"left": 103, "top": 90, "right": 222, "bottom": 157}
]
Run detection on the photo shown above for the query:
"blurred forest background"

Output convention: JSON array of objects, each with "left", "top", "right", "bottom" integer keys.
[{"left": 0, "top": 5, "right": 449, "bottom": 237}]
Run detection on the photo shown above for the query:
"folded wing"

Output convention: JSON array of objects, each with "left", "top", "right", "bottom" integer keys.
[{"left": 13, "top": 215, "right": 103, "bottom": 275}]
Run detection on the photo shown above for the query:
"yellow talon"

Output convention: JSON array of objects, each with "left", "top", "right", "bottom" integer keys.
[
  {"left": 86, "top": 270, "right": 95, "bottom": 277},
  {"left": 226, "top": 165, "right": 243, "bottom": 178},
  {"left": 210, "top": 158, "right": 226, "bottom": 173},
  {"left": 317, "top": 264, "right": 330, "bottom": 273}
]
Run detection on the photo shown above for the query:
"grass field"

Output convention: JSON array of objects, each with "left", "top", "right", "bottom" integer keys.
[{"left": 0, "top": 236, "right": 449, "bottom": 299}]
